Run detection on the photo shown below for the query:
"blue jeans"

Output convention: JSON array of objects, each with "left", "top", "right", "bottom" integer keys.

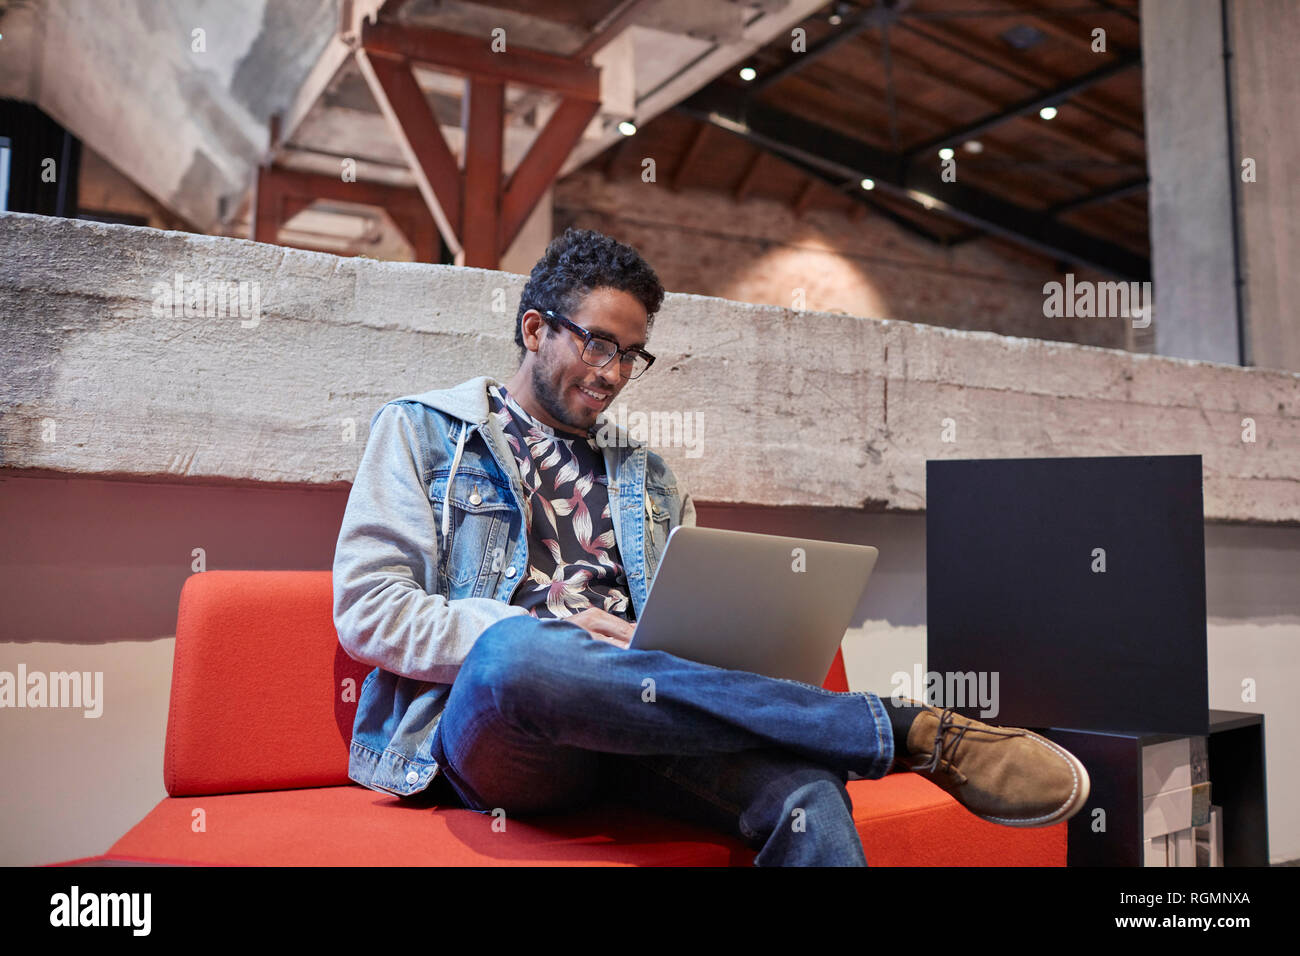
[{"left": 428, "top": 615, "right": 897, "bottom": 866}]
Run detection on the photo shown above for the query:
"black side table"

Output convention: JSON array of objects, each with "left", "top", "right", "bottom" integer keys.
[{"left": 1040, "top": 711, "right": 1268, "bottom": 867}]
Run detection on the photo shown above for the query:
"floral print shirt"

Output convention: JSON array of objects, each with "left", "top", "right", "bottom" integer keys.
[{"left": 488, "top": 383, "right": 634, "bottom": 622}]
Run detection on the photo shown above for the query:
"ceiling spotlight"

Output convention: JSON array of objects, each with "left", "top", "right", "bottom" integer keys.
[
  {"left": 963, "top": 140, "right": 983, "bottom": 154},
  {"left": 829, "top": 13, "right": 842, "bottom": 25},
  {"left": 739, "top": 66, "right": 757, "bottom": 82},
  {"left": 1039, "top": 106, "right": 1058, "bottom": 121},
  {"left": 617, "top": 120, "right": 637, "bottom": 136},
  {"left": 860, "top": 178, "right": 875, "bottom": 191},
  {"left": 938, "top": 147, "right": 955, "bottom": 161}
]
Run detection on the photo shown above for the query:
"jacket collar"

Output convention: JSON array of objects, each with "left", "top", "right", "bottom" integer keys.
[{"left": 392, "top": 375, "right": 646, "bottom": 450}]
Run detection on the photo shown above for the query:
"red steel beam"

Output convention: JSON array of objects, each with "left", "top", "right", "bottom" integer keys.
[
  {"left": 252, "top": 166, "right": 281, "bottom": 244},
  {"left": 500, "top": 97, "right": 600, "bottom": 254},
  {"left": 462, "top": 77, "right": 505, "bottom": 268},
  {"left": 393, "top": 209, "right": 439, "bottom": 263},
  {"left": 257, "top": 165, "right": 437, "bottom": 259},
  {"left": 280, "top": 195, "right": 315, "bottom": 222},
  {"left": 357, "top": 50, "right": 463, "bottom": 243},
  {"left": 262, "top": 165, "right": 427, "bottom": 210},
  {"left": 362, "top": 19, "right": 600, "bottom": 102},
  {"left": 355, "top": 20, "right": 604, "bottom": 264}
]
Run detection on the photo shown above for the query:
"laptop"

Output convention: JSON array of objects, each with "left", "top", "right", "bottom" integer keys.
[{"left": 629, "top": 526, "right": 878, "bottom": 685}]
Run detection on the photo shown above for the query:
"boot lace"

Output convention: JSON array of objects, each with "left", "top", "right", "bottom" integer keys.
[{"left": 909, "top": 707, "right": 1024, "bottom": 776}]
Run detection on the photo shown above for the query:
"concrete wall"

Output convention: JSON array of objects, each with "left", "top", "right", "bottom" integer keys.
[{"left": 2, "top": 214, "right": 1296, "bottom": 523}]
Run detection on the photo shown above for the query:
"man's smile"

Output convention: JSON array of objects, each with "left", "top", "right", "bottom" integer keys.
[{"left": 574, "top": 382, "right": 613, "bottom": 409}]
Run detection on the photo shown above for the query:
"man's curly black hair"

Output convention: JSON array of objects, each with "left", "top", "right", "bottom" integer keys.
[{"left": 514, "top": 227, "right": 665, "bottom": 353}]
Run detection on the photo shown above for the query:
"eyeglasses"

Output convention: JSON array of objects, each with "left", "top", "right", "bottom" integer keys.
[{"left": 542, "top": 309, "right": 656, "bottom": 379}]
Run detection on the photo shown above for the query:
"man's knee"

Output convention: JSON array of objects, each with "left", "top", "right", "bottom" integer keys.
[{"left": 460, "top": 614, "right": 586, "bottom": 699}]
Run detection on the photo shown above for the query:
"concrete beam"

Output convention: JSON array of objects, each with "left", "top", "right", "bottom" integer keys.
[
  {"left": 1230, "top": 0, "right": 1300, "bottom": 372},
  {"left": 1142, "top": 0, "right": 1240, "bottom": 364},
  {"left": 2, "top": 213, "right": 1297, "bottom": 524},
  {"left": 3, "top": 0, "right": 341, "bottom": 232}
]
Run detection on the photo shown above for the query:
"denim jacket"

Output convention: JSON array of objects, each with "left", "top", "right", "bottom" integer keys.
[{"left": 333, "top": 375, "right": 696, "bottom": 797}]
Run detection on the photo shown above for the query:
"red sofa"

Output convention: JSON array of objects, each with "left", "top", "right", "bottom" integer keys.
[{"left": 76, "top": 571, "right": 1064, "bottom": 865}]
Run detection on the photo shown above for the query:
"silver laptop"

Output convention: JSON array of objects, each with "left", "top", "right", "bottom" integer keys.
[{"left": 629, "top": 526, "right": 878, "bottom": 685}]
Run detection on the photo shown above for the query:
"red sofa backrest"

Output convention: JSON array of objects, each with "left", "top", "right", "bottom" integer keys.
[
  {"left": 164, "top": 570, "right": 851, "bottom": 796},
  {"left": 164, "top": 571, "right": 366, "bottom": 796}
]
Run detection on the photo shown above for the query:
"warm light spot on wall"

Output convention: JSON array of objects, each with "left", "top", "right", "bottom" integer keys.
[{"left": 717, "top": 226, "right": 889, "bottom": 322}]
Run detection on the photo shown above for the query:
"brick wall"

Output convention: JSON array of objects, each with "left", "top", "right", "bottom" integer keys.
[{"left": 555, "top": 166, "right": 1132, "bottom": 350}]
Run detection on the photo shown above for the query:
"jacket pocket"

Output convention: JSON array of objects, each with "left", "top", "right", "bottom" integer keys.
[{"left": 429, "top": 469, "right": 514, "bottom": 590}]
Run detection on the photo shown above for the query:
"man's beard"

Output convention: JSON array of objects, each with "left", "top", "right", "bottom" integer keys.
[{"left": 530, "top": 358, "right": 592, "bottom": 435}]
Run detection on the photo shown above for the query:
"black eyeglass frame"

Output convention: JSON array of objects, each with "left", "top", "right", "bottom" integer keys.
[{"left": 540, "top": 309, "right": 656, "bottom": 379}]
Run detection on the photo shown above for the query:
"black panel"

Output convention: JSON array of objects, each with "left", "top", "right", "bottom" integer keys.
[
  {"left": 927, "top": 455, "right": 1209, "bottom": 735},
  {"left": 1041, "top": 728, "right": 1143, "bottom": 867}
]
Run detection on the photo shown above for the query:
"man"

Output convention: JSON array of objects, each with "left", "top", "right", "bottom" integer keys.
[{"left": 333, "top": 227, "right": 1090, "bottom": 866}]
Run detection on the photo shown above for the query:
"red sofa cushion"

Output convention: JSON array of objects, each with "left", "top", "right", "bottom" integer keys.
[{"left": 107, "top": 775, "right": 1061, "bottom": 866}]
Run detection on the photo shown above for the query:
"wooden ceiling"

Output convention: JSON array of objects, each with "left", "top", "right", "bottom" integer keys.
[{"left": 595, "top": 0, "right": 1148, "bottom": 277}]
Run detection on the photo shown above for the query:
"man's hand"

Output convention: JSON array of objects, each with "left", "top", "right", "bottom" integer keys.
[{"left": 564, "top": 608, "right": 635, "bottom": 649}]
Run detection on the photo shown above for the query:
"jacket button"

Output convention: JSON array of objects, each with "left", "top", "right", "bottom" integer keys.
[
  {"left": 504, "top": 566, "right": 517, "bottom": 578},
  {"left": 405, "top": 771, "right": 419, "bottom": 785},
  {"left": 469, "top": 493, "right": 482, "bottom": 506}
]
